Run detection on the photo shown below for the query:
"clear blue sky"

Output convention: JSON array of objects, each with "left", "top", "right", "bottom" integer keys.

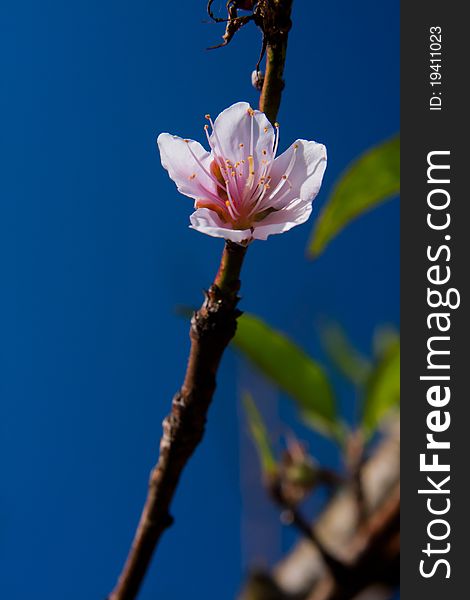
[{"left": 1, "top": 1, "right": 399, "bottom": 598}]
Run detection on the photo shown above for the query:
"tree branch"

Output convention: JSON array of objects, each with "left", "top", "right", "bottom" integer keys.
[
  {"left": 307, "top": 486, "right": 400, "bottom": 600},
  {"left": 258, "top": 0, "right": 293, "bottom": 124},
  {"left": 268, "top": 480, "right": 350, "bottom": 585},
  {"left": 108, "top": 242, "right": 246, "bottom": 600},
  {"left": 239, "top": 421, "right": 400, "bottom": 600}
]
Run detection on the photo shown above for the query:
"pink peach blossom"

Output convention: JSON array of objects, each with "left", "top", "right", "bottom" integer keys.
[{"left": 157, "top": 102, "right": 327, "bottom": 244}]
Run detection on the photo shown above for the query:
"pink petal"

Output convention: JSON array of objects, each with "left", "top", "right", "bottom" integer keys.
[
  {"left": 190, "top": 208, "right": 252, "bottom": 243},
  {"left": 269, "top": 140, "right": 327, "bottom": 209},
  {"left": 209, "top": 102, "right": 275, "bottom": 167},
  {"left": 157, "top": 133, "right": 218, "bottom": 202},
  {"left": 252, "top": 198, "right": 313, "bottom": 240}
]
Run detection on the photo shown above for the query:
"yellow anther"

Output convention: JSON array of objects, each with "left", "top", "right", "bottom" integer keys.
[
  {"left": 205, "top": 114, "right": 211, "bottom": 120},
  {"left": 246, "top": 155, "right": 256, "bottom": 188},
  {"left": 247, "top": 107, "right": 255, "bottom": 116},
  {"left": 239, "top": 143, "right": 244, "bottom": 148},
  {"left": 189, "top": 173, "right": 196, "bottom": 180}
]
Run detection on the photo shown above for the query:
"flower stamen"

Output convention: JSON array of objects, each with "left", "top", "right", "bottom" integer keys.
[
  {"left": 204, "top": 119, "right": 240, "bottom": 210},
  {"left": 249, "top": 109, "right": 254, "bottom": 157},
  {"left": 246, "top": 155, "right": 256, "bottom": 192},
  {"left": 183, "top": 139, "right": 229, "bottom": 195},
  {"left": 268, "top": 143, "right": 298, "bottom": 201}
]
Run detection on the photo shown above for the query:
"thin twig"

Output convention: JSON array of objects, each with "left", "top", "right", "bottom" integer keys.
[
  {"left": 255, "top": 481, "right": 399, "bottom": 600},
  {"left": 268, "top": 480, "right": 350, "bottom": 585},
  {"left": 308, "top": 487, "right": 400, "bottom": 600}
]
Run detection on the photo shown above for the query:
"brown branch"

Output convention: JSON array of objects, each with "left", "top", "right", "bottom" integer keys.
[
  {"left": 258, "top": 0, "right": 293, "bottom": 124},
  {"left": 268, "top": 480, "right": 351, "bottom": 586},
  {"left": 239, "top": 422, "right": 400, "bottom": 600},
  {"left": 241, "top": 486, "right": 400, "bottom": 600},
  {"left": 308, "top": 487, "right": 400, "bottom": 600},
  {"left": 268, "top": 482, "right": 399, "bottom": 600},
  {"left": 108, "top": 241, "right": 246, "bottom": 600}
]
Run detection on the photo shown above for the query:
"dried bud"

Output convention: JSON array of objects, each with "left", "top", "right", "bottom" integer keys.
[{"left": 251, "top": 69, "right": 265, "bottom": 91}]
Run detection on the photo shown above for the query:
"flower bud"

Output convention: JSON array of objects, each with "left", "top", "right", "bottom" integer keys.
[{"left": 251, "top": 70, "right": 265, "bottom": 90}]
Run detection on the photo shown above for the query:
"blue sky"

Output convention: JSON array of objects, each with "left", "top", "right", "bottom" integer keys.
[{"left": 1, "top": 1, "right": 399, "bottom": 598}]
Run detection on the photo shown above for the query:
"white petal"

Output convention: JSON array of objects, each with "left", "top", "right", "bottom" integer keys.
[
  {"left": 252, "top": 199, "right": 313, "bottom": 240},
  {"left": 189, "top": 208, "right": 252, "bottom": 243},
  {"left": 209, "top": 101, "right": 275, "bottom": 166},
  {"left": 157, "top": 133, "right": 218, "bottom": 202},
  {"left": 269, "top": 140, "right": 327, "bottom": 209}
]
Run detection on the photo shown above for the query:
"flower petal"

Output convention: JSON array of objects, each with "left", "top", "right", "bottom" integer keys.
[
  {"left": 209, "top": 102, "right": 275, "bottom": 166},
  {"left": 190, "top": 208, "right": 252, "bottom": 243},
  {"left": 157, "top": 133, "right": 218, "bottom": 202},
  {"left": 252, "top": 198, "right": 313, "bottom": 240},
  {"left": 269, "top": 140, "right": 327, "bottom": 209}
]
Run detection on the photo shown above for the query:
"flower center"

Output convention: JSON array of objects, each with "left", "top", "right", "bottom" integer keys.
[
  {"left": 187, "top": 107, "right": 298, "bottom": 231},
  {"left": 200, "top": 110, "right": 282, "bottom": 229}
]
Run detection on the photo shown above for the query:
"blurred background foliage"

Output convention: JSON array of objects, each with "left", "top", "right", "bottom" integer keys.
[
  {"left": 236, "top": 137, "right": 400, "bottom": 598},
  {"left": 239, "top": 135, "right": 400, "bottom": 455},
  {"left": 309, "top": 136, "right": 400, "bottom": 257}
]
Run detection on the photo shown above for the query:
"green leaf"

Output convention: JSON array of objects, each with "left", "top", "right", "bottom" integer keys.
[
  {"left": 320, "top": 322, "right": 372, "bottom": 387},
  {"left": 373, "top": 325, "right": 400, "bottom": 359},
  {"left": 242, "top": 392, "right": 277, "bottom": 476},
  {"left": 362, "top": 339, "right": 400, "bottom": 436},
  {"left": 308, "top": 135, "right": 400, "bottom": 257},
  {"left": 234, "top": 314, "right": 340, "bottom": 439}
]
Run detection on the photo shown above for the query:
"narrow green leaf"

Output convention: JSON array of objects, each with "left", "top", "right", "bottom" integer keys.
[
  {"left": 242, "top": 393, "right": 277, "bottom": 476},
  {"left": 320, "top": 322, "right": 372, "bottom": 387},
  {"left": 308, "top": 135, "right": 400, "bottom": 257},
  {"left": 373, "top": 325, "right": 400, "bottom": 359},
  {"left": 234, "top": 314, "right": 340, "bottom": 439},
  {"left": 362, "top": 339, "right": 400, "bottom": 436}
]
